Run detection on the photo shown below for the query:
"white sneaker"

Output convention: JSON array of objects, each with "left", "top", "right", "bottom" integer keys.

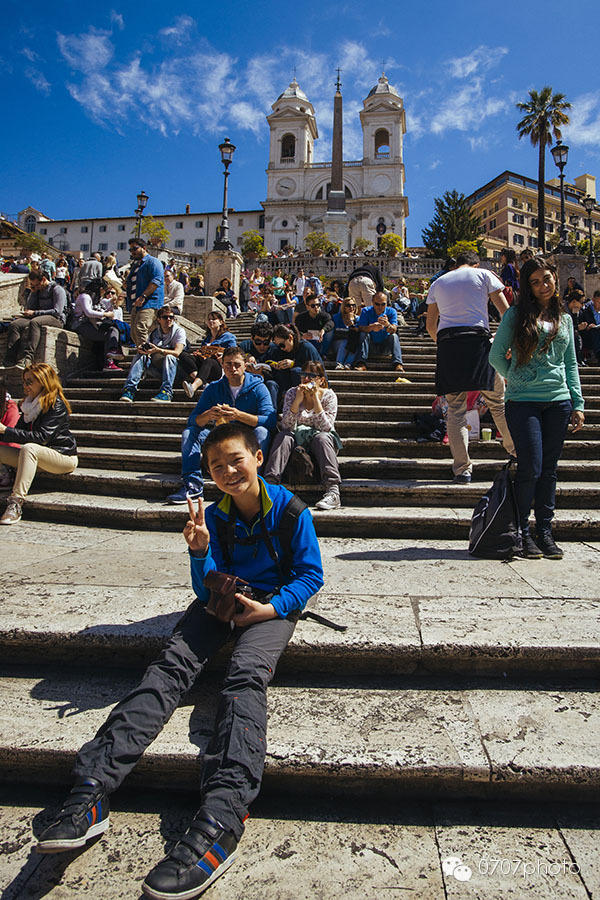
[
  {"left": 183, "top": 381, "right": 197, "bottom": 399},
  {"left": 315, "top": 487, "right": 341, "bottom": 510},
  {"left": 335, "top": 362, "right": 344, "bottom": 370}
]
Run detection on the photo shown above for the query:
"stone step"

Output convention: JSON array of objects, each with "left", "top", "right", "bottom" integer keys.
[
  {"left": 1, "top": 668, "right": 598, "bottom": 799},
  {"left": 33, "top": 467, "right": 600, "bottom": 510},
  {"left": 68, "top": 446, "right": 600, "bottom": 480},
  {"left": 16, "top": 490, "right": 600, "bottom": 538}
]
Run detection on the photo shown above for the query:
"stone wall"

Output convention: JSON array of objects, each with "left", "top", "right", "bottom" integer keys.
[
  {"left": 0, "top": 274, "right": 27, "bottom": 318},
  {"left": 182, "top": 295, "right": 227, "bottom": 332}
]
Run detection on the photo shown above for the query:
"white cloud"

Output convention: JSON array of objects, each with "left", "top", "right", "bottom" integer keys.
[
  {"left": 26, "top": 68, "right": 51, "bottom": 94},
  {"left": 159, "top": 15, "right": 196, "bottom": 42},
  {"left": 58, "top": 28, "right": 114, "bottom": 72},
  {"left": 447, "top": 45, "right": 508, "bottom": 79},
  {"left": 564, "top": 92, "right": 600, "bottom": 147},
  {"left": 21, "top": 48, "right": 39, "bottom": 63},
  {"left": 468, "top": 136, "right": 487, "bottom": 151},
  {"left": 430, "top": 159, "right": 441, "bottom": 170},
  {"left": 110, "top": 10, "right": 124, "bottom": 30},
  {"left": 430, "top": 79, "right": 508, "bottom": 135}
]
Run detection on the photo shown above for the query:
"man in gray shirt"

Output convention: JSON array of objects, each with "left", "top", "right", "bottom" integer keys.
[
  {"left": 2, "top": 271, "right": 66, "bottom": 368},
  {"left": 80, "top": 253, "right": 103, "bottom": 290}
]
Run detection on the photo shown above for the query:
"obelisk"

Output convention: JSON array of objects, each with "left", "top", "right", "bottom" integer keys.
[{"left": 322, "top": 69, "right": 351, "bottom": 249}]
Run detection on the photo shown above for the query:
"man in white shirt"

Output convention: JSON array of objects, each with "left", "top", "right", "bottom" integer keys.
[
  {"left": 164, "top": 269, "right": 185, "bottom": 314},
  {"left": 426, "top": 251, "right": 515, "bottom": 483}
]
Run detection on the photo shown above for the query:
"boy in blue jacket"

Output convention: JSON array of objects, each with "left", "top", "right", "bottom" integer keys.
[
  {"left": 168, "top": 346, "right": 276, "bottom": 504},
  {"left": 37, "top": 422, "right": 324, "bottom": 900}
]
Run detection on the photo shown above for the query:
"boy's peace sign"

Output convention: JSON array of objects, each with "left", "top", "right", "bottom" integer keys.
[{"left": 183, "top": 495, "right": 210, "bottom": 553}]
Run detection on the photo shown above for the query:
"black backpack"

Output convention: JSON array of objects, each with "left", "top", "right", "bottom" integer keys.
[
  {"left": 282, "top": 446, "right": 318, "bottom": 487},
  {"left": 468, "top": 460, "right": 522, "bottom": 559}
]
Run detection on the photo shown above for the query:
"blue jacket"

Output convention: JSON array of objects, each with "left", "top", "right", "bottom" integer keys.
[
  {"left": 201, "top": 331, "right": 237, "bottom": 348},
  {"left": 187, "top": 372, "right": 277, "bottom": 430},
  {"left": 190, "top": 478, "right": 324, "bottom": 618},
  {"left": 126, "top": 253, "right": 164, "bottom": 311}
]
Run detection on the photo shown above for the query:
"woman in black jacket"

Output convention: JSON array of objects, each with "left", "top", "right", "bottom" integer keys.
[{"left": 0, "top": 362, "right": 78, "bottom": 525}]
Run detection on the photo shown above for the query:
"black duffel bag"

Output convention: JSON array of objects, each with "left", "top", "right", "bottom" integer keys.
[{"left": 469, "top": 460, "right": 522, "bottom": 559}]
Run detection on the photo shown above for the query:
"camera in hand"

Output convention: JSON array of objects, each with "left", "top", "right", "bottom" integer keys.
[{"left": 141, "top": 341, "right": 153, "bottom": 351}]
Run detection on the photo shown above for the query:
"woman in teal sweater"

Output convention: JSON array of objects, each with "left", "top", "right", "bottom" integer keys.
[{"left": 489, "top": 258, "right": 584, "bottom": 559}]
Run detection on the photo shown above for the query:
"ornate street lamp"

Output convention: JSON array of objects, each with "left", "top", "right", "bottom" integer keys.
[
  {"left": 550, "top": 140, "right": 572, "bottom": 254},
  {"left": 213, "top": 137, "right": 236, "bottom": 250},
  {"left": 581, "top": 194, "right": 598, "bottom": 274},
  {"left": 135, "top": 190, "right": 149, "bottom": 239}
]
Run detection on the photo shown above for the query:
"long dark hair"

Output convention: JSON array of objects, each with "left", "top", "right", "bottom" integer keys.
[
  {"left": 0, "top": 383, "right": 8, "bottom": 419},
  {"left": 514, "top": 259, "right": 561, "bottom": 367},
  {"left": 273, "top": 323, "right": 300, "bottom": 352}
]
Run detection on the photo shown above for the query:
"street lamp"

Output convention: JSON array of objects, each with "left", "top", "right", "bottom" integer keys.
[
  {"left": 213, "top": 137, "right": 236, "bottom": 250},
  {"left": 581, "top": 194, "right": 598, "bottom": 274},
  {"left": 135, "top": 190, "right": 149, "bottom": 239},
  {"left": 550, "top": 140, "right": 572, "bottom": 253}
]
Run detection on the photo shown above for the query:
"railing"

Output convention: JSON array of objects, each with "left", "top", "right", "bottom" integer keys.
[{"left": 253, "top": 255, "right": 502, "bottom": 279}]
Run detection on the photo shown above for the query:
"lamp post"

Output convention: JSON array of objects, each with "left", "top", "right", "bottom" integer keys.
[
  {"left": 550, "top": 140, "right": 572, "bottom": 254},
  {"left": 581, "top": 195, "right": 598, "bottom": 274},
  {"left": 135, "top": 190, "right": 149, "bottom": 239},
  {"left": 213, "top": 137, "right": 236, "bottom": 250}
]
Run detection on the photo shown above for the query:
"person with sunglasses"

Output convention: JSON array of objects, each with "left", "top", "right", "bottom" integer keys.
[
  {"left": 293, "top": 292, "right": 334, "bottom": 357},
  {"left": 73, "top": 278, "right": 123, "bottom": 373},
  {"left": 238, "top": 322, "right": 279, "bottom": 408},
  {"left": 120, "top": 306, "right": 186, "bottom": 403}
]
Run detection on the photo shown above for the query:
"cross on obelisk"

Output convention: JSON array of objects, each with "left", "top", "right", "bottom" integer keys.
[{"left": 335, "top": 67, "right": 342, "bottom": 92}]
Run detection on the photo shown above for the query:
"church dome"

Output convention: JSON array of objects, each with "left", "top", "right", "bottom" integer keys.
[
  {"left": 366, "top": 74, "right": 400, "bottom": 99},
  {"left": 276, "top": 78, "right": 309, "bottom": 103}
]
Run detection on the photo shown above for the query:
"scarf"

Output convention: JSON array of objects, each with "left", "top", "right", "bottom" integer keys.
[{"left": 21, "top": 394, "right": 43, "bottom": 423}]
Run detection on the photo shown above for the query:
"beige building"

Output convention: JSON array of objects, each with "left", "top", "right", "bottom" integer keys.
[{"left": 467, "top": 170, "right": 599, "bottom": 258}]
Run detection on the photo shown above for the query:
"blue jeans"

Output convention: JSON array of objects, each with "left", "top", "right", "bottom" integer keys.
[
  {"left": 181, "top": 424, "right": 271, "bottom": 491},
  {"left": 123, "top": 352, "right": 178, "bottom": 396},
  {"left": 333, "top": 337, "right": 358, "bottom": 367},
  {"left": 505, "top": 399, "right": 572, "bottom": 535},
  {"left": 357, "top": 332, "right": 403, "bottom": 365}
]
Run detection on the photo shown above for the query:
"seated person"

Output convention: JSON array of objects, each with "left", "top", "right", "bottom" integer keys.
[
  {"left": 36, "top": 422, "right": 324, "bottom": 900},
  {"left": 120, "top": 307, "right": 186, "bottom": 403},
  {"left": 178, "top": 310, "right": 236, "bottom": 399},
  {"left": 566, "top": 293, "right": 587, "bottom": 366},
  {"left": 164, "top": 269, "right": 185, "bottom": 315},
  {"left": 330, "top": 297, "right": 360, "bottom": 368},
  {"left": 2, "top": 271, "right": 66, "bottom": 369},
  {"left": 264, "top": 361, "right": 342, "bottom": 510},
  {"left": 355, "top": 292, "right": 404, "bottom": 372},
  {"left": 214, "top": 278, "right": 238, "bottom": 318},
  {"left": 238, "top": 322, "right": 279, "bottom": 408},
  {"left": 294, "top": 293, "right": 334, "bottom": 357},
  {"left": 73, "top": 278, "right": 122, "bottom": 373},
  {"left": 581, "top": 290, "right": 600, "bottom": 364},
  {"left": 269, "top": 324, "right": 322, "bottom": 404},
  {"left": 167, "top": 347, "right": 276, "bottom": 503},
  {"left": 0, "top": 383, "right": 21, "bottom": 489}
]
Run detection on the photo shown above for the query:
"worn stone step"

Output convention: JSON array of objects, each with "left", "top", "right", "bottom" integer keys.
[
  {"left": 33, "top": 468, "right": 600, "bottom": 510},
  {"left": 16, "top": 491, "right": 600, "bottom": 538},
  {"left": 1, "top": 668, "right": 598, "bottom": 800}
]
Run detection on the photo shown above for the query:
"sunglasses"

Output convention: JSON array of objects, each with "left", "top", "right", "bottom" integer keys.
[
  {"left": 274, "top": 342, "right": 287, "bottom": 350},
  {"left": 308, "top": 304, "right": 320, "bottom": 309},
  {"left": 160, "top": 315, "right": 175, "bottom": 320},
  {"left": 253, "top": 338, "right": 270, "bottom": 346}
]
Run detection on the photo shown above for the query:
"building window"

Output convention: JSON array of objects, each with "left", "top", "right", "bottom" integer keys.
[
  {"left": 195, "top": 221, "right": 203, "bottom": 228},
  {"left": 194, "top": 239, "right": 205, "bottom": 247},
  {"left": 259, "top": 214, "right": 265, "bottom": 230},
  {"left": 80, "top": 243, "right": 89, "bottom": 252},
  {"left": 281, "top": 133, "right": 296, "bottom": 160},
  {"left": 374, "top": 128, "right": 391, "bottom": 159},
  {"left": 24, "top": 214, "right": 37, "bottom": 233},
  {"left": 512, "top": 234, "right": 524, "bottom": 246},
  {"left": 48, "top": 238, "right": 54, "bottom": 245},
  {"left": 39, "top": 228, "right": 47, "bottom": 235},
  {"left": 511, "top": 197, "right": 522, "bottom": 208},
  {"left": 118, "top": 224, "right": 125, "bottom": 231},
  {"left": 527, "top": 203, "right": 533, "bottom": 212},
  {"left": 176, "top": 222, "right": 183, "bottom": 229},
  {"left": 98, "top": 243, "right": 108, "bottom": 251},
  {"left": 238, "top": 218, "right": 243, "bottom": 226},
  {"left": 583, "top": 218, "right": 592, "bottom": 228},
  {"left": 237, "top": 237, "right": 243, "bottom": 246},
  {"left": 494, "top": 202, "right": 499, "bottom": 212},
  {"left": 81, "top": 226, "right": 88, "bottom": 233},
  {"left": 99, "top": 225, "right": 107, "bottom": 232},
  {"left": 531, "top": 217, "right": 538, "bottom": 228},
  {"left": 512, "top": 214, "right": 524, "bottom": 224},
  {"left": 528, "top": 236, "right": 538, "bottom": 247},
  {"left": 175, "top": 239, "right": 185, "bottom": 248},
  {"left": 481, "top": 209, "right": 487, "bottom": 218},
  {"left": 489, "top": 218, "right": 496, "bottom": 229},
  {"left": 59, "top": 227, "right": 68, "bottom": 234},
  {"left": 595, "top": 222, "right": 600, "bottom": 232},
  {"left": 117, "top": 242, "right": 126, "bottom": 250},
  {"left": 545, "top": 223, "right": 554, "bottom": 233}
]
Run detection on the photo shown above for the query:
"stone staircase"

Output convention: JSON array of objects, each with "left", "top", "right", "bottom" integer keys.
[{"left": 1, "top": 313, "right": 599, "bottom": 897}]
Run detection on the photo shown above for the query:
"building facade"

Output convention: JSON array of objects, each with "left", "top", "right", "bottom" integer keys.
[
  {"left": 467, "top": 170, "right": 599, "bottom": 258},
  {"left": 16, "top": 75, "right": 408, "bottom": 264}
]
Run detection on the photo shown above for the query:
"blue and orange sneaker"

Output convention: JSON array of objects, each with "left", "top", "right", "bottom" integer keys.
[
  {"left": 36, "top": 778, "right": 110, "bottom": 853},
  {"left": 142, "top": 812, "right": 237, "bottom": 899}
]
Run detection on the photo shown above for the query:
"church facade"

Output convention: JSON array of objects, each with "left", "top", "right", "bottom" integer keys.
[{"left": 17, "top": 75, "right": 408, "bottom": 261}]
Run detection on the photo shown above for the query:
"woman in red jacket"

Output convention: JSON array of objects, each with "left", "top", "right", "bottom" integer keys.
[{"left": 0, "top": 385, "right": 20, "bottom": 488}]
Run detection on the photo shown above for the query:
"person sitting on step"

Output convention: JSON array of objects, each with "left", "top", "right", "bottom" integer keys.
[
  {"left": 264, "top": 361, "right": 342, "bottom": 510},
  {"left": 2, "top": 270, "right": 66, "bottom": 369},
  {"left": 167, "top": 346, "right": 276, "bottom": 503},
  {"left": 0, "top": 363, "right": 78, "bottom": 525},
  {"left": 35, "top": 421, "right": 324, "bottom": 900},
  {"left": 238, "top": 321, "right": 279, "bottom": 409},
  {"left": 268, "top": 323, "right": 322, "bottom": 408},
  {"left": 120, "top": 307, "right": 186, "bottom": 403},
  {"left": 73, "top": 278, "right": 123, "bottom": 373},
  {"left": 177, "top": 310, "right": 236, "bottom": 400},
  {"left": 293, "top": 292, "right": 334, "bottom": 358},
  {"left": 214, "top": 278, "right": 238, "bottom": 318},
  {"left": 355, "top": 291, "right": 405, "bottom": 372}
]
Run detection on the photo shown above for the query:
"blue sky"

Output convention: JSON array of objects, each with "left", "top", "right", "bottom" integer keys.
[{"left": 3, "top": 0, "right": 600, "bottom": 245}]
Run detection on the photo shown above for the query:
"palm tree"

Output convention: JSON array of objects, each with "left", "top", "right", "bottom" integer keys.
[{"left": 516, "top": 87, "right": 571, "bottom": 253}]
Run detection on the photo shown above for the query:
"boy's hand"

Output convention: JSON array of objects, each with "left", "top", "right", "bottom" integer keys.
[
  {"left": 183, "top": 495, "right": 209, "bottom": 553},
  {"left": 232, "top": 594, "right": 277, "bottom": 627}
]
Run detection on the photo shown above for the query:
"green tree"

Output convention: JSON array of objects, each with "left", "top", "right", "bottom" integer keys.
[
  {"left": 516, "top": 86, "right": 571, "bottom": 253},
  {"left": 447, "top": 239, "right": 479, "bottom": 258},
  {"left": 136, "top": 216, "right": 171, "bottom": 249},
  {"left": 304, "top": 231, "right": 341, "bottom": 255},
  {"left": 421, "top": 190, "right": 480, "bottom": 257},
  {"left": 378, "top": 233, "right": 404, "bottom": 256},
  {"left": 240, "top": 230, "right": 266, "bottom": 259},
  {"left": 353, "top": 237, "right": 373, "bottom": 253},
  {"left": 15, "top": 232, "right": 49, "bottom": 256}
]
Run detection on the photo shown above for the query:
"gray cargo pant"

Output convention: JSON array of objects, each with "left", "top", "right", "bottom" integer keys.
[{"left": 73, "top": 600, "right": 295, "bottom": 840}]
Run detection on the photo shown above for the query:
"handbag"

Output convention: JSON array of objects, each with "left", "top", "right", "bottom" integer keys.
[{"left": 469, "top": 460, "right": 522, "bottom": 559}]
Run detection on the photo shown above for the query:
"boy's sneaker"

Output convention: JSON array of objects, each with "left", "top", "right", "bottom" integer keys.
[
  {"left": 120, "top": 388, "right": 136, "bottom": 402},
  {"left": 142, "top": 812, "right": 237, "bottom": 900},
  {"left": 152, "top": 389, "right": 172, "bottom": 402},
  {"left": 167, "top": 483, "right": 203, "bottom": 504},
  {"left": 37, "top": 778, "right": 109, "bottom": 853},
  {"left": 103, "top": 359, "right": 123, "bottom": 372},
  {"left": 521, "top": 533, "right": 543, "bottom": 559},
  {"left": 315, "top": 486, "right": 341, "bottom": 510},
  {"left": 536, "top": 531, "right": 564, "bottom": 560}
]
